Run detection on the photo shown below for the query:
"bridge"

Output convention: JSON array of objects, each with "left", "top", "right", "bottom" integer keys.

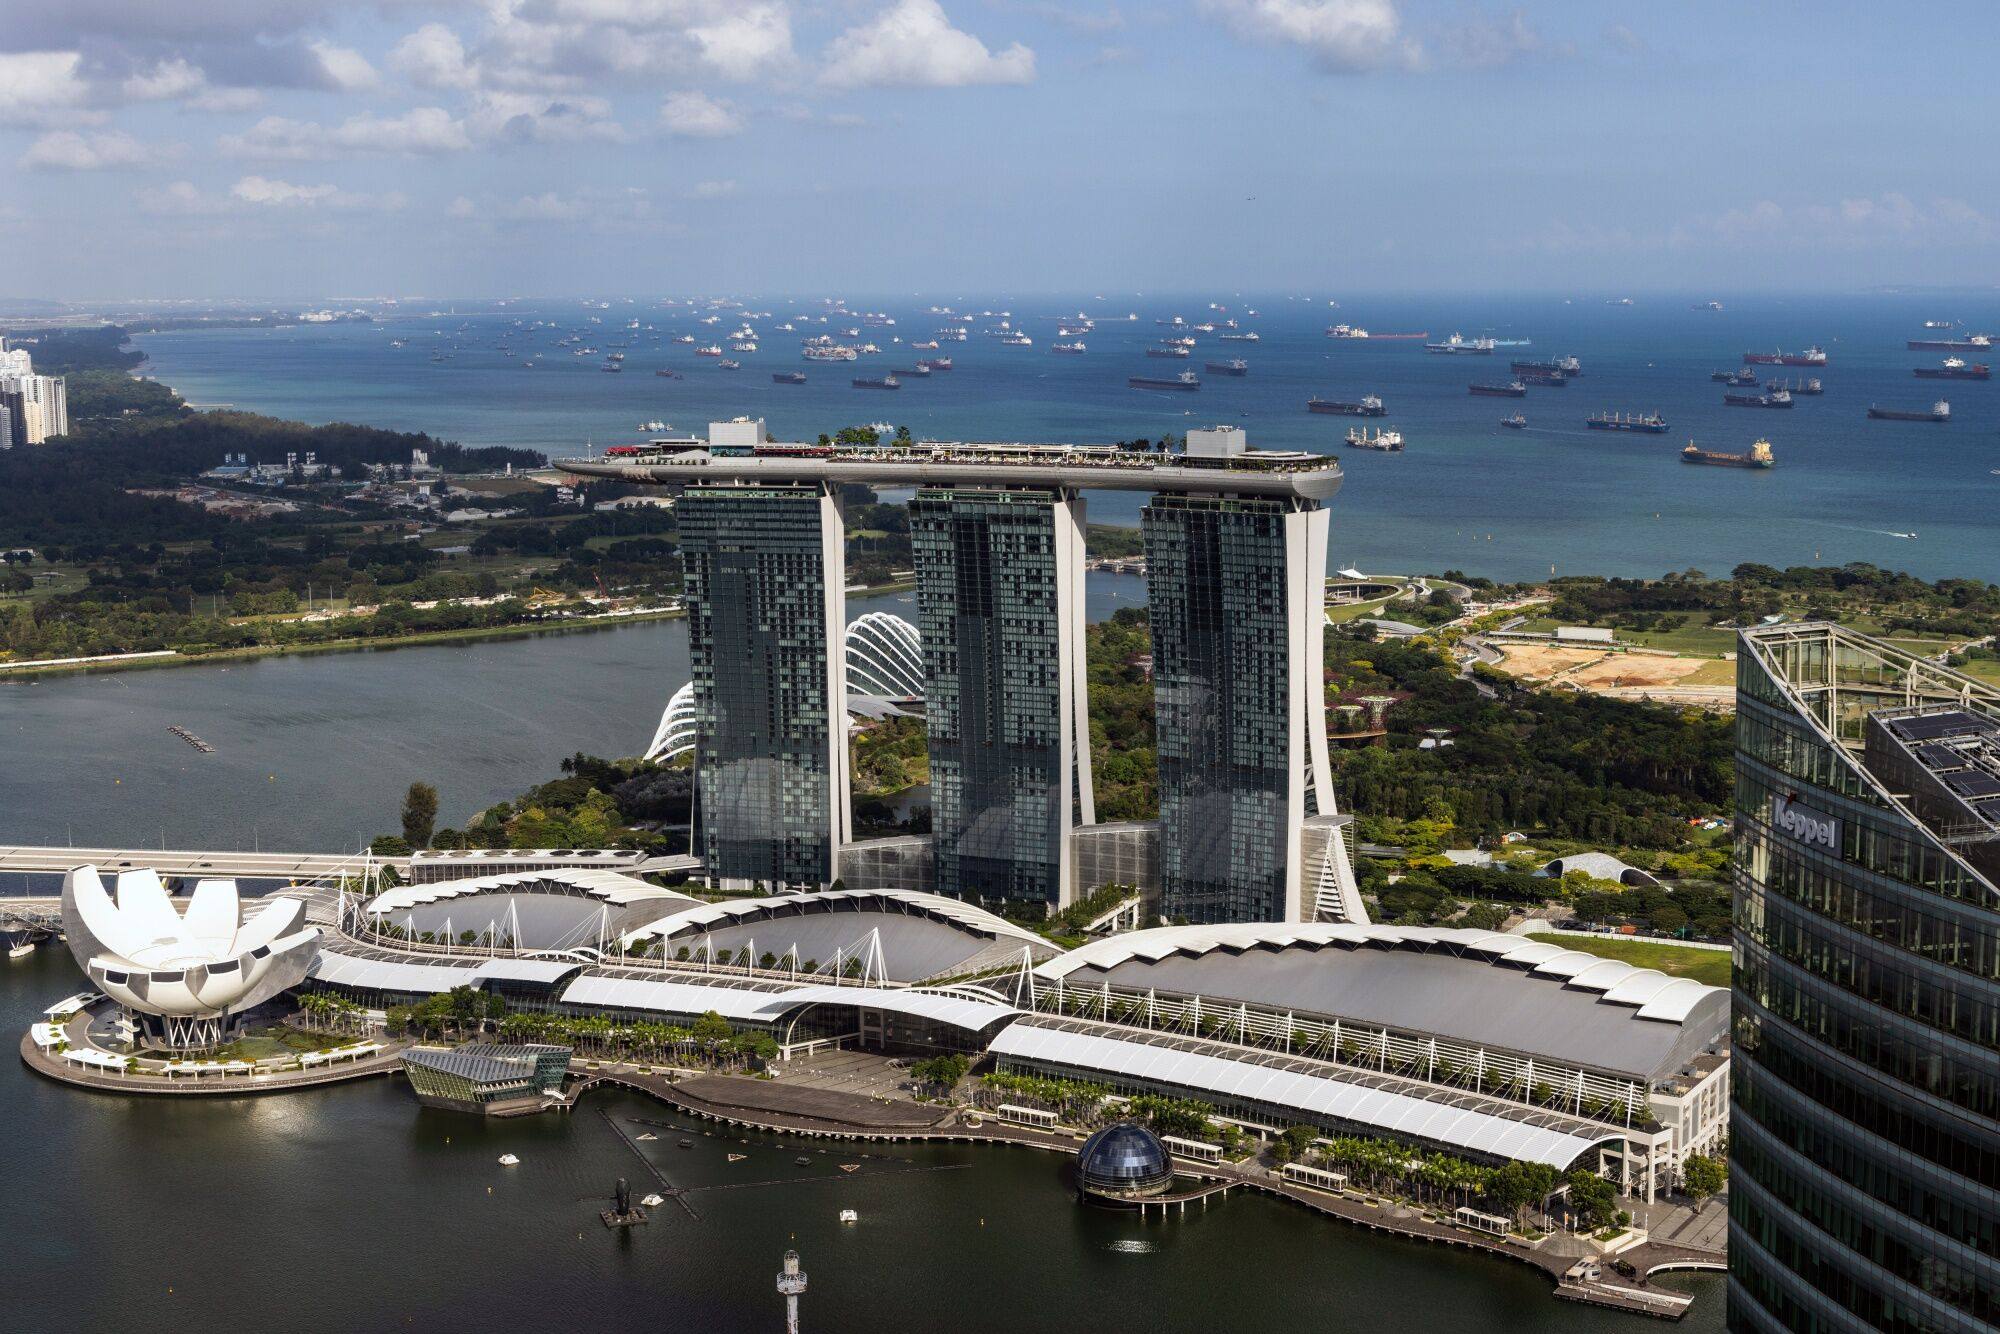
[{"left": 0, "top": 845, "right": 398, "bottom": 883}]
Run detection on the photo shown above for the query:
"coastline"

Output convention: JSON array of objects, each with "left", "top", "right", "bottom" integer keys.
[{"left": 0, "top": 580, "right": 917, "bottom": 681}]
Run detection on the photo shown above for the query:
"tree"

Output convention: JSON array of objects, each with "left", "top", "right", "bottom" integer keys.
[
  {"left": 401, "top": 782, "right": 439, "bottom": 849},
  {"left": 691, "top": 1010, "right": 733, "bottom": 1049},
  {"left": 1565, "top": 1169, "right": 1620, "bottom": 1230},
  {"left": 1682, "top": 1154, "right": 1726, "bottom": 1209}
]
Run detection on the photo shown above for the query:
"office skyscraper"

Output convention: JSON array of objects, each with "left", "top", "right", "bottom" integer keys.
[{"left": 1730, "top": 622, "right": 1999, "bottom": 1332}]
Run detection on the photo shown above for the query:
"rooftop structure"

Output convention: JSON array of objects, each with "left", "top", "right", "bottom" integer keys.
[
  {"left": 1075, "top": 1122, "right": 1175, "bottom": 1200},
  {"left": 60, "top": 865, "right": 319, "bottom": 1052},
  {"left": 400, "top": 1041, "right": 571, "bottom": 1115},
  {"left": 363, "top": 867, "right": 700, "bottom": 954}
]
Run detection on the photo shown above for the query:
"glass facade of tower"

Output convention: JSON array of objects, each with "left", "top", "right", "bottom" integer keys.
[
  {"left": 911, "top": 487, "right": 1068, "bottom": 907},
  {"left": 1143, "top": 495, "right": 1295, "bottom": 923},
  {"left": 678, "top": 486, "right": 839, "bottom": 886},
  {"left": 1730, "top": 625, "right": 2000, "bottom": 1333}
]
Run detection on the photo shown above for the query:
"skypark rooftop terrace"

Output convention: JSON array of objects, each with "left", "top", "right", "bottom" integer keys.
[{"left": 556, "top": 429, "right": 1344, "bottom": 501}]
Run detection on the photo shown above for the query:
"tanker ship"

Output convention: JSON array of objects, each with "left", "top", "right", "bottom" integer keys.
[{"left": 1682, "top": 439, "right": 1774, "bottom": 469}]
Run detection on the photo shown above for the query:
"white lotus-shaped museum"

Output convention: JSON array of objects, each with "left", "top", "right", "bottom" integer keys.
[{"left": 60, "top": 865, "right": 320, "bottom": 1050}]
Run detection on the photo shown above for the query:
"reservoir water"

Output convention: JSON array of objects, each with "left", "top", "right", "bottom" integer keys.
[{"left": 0, "top": 949, "right": 1720, "bottom": 1332}]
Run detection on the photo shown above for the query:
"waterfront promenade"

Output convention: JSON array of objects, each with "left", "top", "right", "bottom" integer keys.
[{"left": 564, "top": 1056, "right": 1716, "bottom": 1321}]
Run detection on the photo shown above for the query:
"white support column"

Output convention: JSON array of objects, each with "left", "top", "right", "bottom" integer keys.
[
  {"left": 820, "top": 485, "right": 852, "bottom": 857},
  {"left": 1054, "top": 490, "right": 1095, "bottom": 908},
  {"left": 1281, "top": 504, "right": 1339, "bottom": 922}
]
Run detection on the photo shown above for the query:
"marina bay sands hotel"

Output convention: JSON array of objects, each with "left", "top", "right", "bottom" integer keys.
[{"left": 560, "top": 419, "right": 1363, "bottom": 926}]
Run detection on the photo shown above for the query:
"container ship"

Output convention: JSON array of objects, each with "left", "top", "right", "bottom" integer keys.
[
  {"left": 1205, "top": 359, "right": 1249, "bottom": 376},
  {"left": 1744, "top": 345, "right": 1828, "bottom": 367},
  {"left": 1868, "top": 400, "right": 1950, "bottom": 422},
  {"left": 1146, "top": 345, "right": 1190, "bottom": 359},
  {"left": 1130, "top": 371, "right": 1200, "bottom": 391},
  {"left": 1907, "top": 333, "right": 1991, "bottom": 351},
  {"left": 1511, "top": 356, "right": 1581, "bottom": 376},
  {"left": 853, "top": 374, "right": 900, "bottom": 390},
  {"left": 772, "top": 371, "right": 807, "bottom": 384},
  {"left": 1712, "top": 367, "right": 1760, "bottom": 386},
  {"left": 1766, "top": 377, "right": 1823, "bottom": 395},
  {"left": 1682, "top": 439, "right": 1774, "bottom": 469},
  {"left": 1344, "top": 426, "right": 1404, "bottom": 451},
  {"left": 1914, "top": 358, "right": 1990, "bottom": 380},
  {"left": 1725, "top": 387, "right": 1793, "bottom": 409},
  {"left": 1307, "top": 394, "right": 1385, "bottom": 416},
  {"left": 1587, "top": 411, "right": 1669, "bottom": 433},
  {"left": 1469, "top": 381, "right": 1527, "bottom": 398}
]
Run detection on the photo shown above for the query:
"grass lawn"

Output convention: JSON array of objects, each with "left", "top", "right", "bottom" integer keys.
[
  {"left": 1326, "top": 595, "right": 1399, "bottom": 625},
  {"left": 1525, "top": 933, "right": 1732, "bottom": 988},
  {"left": 1678, "top": 658, "right": 1739, "bottom": 688},
  {"left": 1958, "top": 657, "right": 2000, "bottom": 686}
]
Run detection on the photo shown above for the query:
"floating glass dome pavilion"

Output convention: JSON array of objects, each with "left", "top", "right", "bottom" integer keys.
[{"left": 1075, "top": 1122, "right": 1175, "bottom": 1201}]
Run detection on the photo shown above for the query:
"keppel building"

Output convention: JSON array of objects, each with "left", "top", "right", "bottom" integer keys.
[{"left": 1730, "top": 623, "right": 2000, "bottom": 1332}]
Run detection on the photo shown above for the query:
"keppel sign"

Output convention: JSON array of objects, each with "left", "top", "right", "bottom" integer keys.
[{"left": 1772, "top": 793, "right": 1839, "bottom": 851}]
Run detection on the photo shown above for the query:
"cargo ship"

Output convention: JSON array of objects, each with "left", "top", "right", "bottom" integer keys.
[
  {"left": 1868, "top": 400, "right": 1950, "bottom": 422},
  {"left": 917, "top": 357, "right": 953, "bottom": 371},
  {"left": 1425, "top": 332, "right": 1496, "bottom": 354},
  {"left": 1501, "top": 414, "right": 1528, "bottom": 429},
  {"left": 1052, "top": 342, "right": 1086, "bottom": 354},
  {"left": 1915, "top": 357, "right": 1990, "bottom": 380},
  {"left": 1146, "top": 345, "right": 1190, "bottom": 359},
  {"left": 1218, "top": 331, "right": 1260, "bottom": 342},
  {"left": 1130, "top": 371, "right": 1200, "bottom": 391},
  {"left": 696, "top": 344, "right": 723, "bottom": 357},
  {"left": 1907, "top": 333, "right": 1991, "bottom": 351},
  {"left": 1712, "top": 367, "right": 1760, "bottom": 385},
  {"left": 853, "top": 374, "right": 900, "bottom": 390},
  {"left": 1205, "top": 359, "right": 1249, "bottom": 376},
  {"left": 1518, "top": 371, "right": 1569, "bottom": 387},
  {"left": 718, "top": 358, "right": 741, "bottom": 370},
  {"left": 1344, "top": 426, "right": 1404, "bottom": 451},
  {"left": 1744, "top": 345, "right": 1828, "bottom": 367},
  {"left": 1307, "top": 394, "right": 1385, "bottom": 416},
  {"left": 1327, "top": 324, "right": 1370, "bottom": 338},
  {"left": 654, "top": 368, "right": 681, "bottom": 379},
  {"left": 1511, "top": 356, "right": 1581, "bottom": 376},
  {"left": 1682, "top": 439, "right": 1774, "bottom": 469},
  {"left": 1587, "top": 410, "right": 1669, "bottom": 433},
  {"left": 772, "top": 371, "right": 806, "bottom": 384},
  {"left": 895, "top": 364, "right": 933, "bottom": 377},
  {"left": 1725, "top": 387, "right": 1793, "bottom": 409},
  {"left": 1765, "top": 377, "right": 1822, "bottom": 395},
  {"left": 1470, "top": 381, "right": 1527, "bottom": 397}
]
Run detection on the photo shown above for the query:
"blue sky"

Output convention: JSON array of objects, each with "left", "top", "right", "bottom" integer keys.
[{"left": 2, "top": 1, "right": 1995, "bottom": 301}]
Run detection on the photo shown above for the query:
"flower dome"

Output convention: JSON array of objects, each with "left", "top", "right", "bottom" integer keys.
[
  {"left": 1076, "top": 1121, "right": 1175, "bottom": 1200},
  {"left": 60, "top": 865, "right": 320, "bottom": 1051}
]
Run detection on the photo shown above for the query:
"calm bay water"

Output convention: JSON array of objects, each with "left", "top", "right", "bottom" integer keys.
[
  {"left": 0, "top": 949, "right": 1720, "bottom": 1332},
  {"left": 135, "top": 292, "right": 2000, "bottom": 583}
]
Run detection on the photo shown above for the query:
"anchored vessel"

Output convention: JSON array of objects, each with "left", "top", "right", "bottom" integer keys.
[
  {"left": 1586, "top": 410, "right": 1669, "bottom": 433},
  {"left": 1469, "top": 381, "right": 1527, "bottom": 398},
  {"left": 1146, "top": 345, "right": 1190, "bottom": 359},
  {"left": 1308, "top": 394, "right": 1385, "bottom": 416},
  {"left": 1681, "top": 439, "right": 1774, "bottom": 468},
  {"left": 1425, "top": 332, "right": 1496, "bottom": 354},
  {"left": 852, "top": 375, "right": 900, "bottom": 390},
  {"left": 1510, "top": 356, "right": 1581, "bottom": 376},
  {"left": 1724, "top": 388, "right": 1794, "bottom": 409},
  {"left": 1501, "top": 413, "right": 1528, "bottom": 429},
  {"left": 1914, "top": 358, "right": 1990, "bottom": 380},
  {"left": 1743, "top": 345, "right": 1827, "bottom": 366},
  {"left": 1344, "top": 426, "right": 1404, "bottom": 451},
  {"left": 1129, "top": 371, "right": 1201, "bottom": 391},
  {"left": 772, "top": 371, "right": 807, "bottom": 385},
  {"left": 1765, "top": 377, "right": 1822, "bottom": 395},
  {"left": 1868, "top": 399, "right": 1950, "bottom": 421},
  {"left": 1907, "top": 332, "right": 1992, "bottom": 351},
  {"left": 1713, "top": 368, "right": 1760, "bottom": 386},
  {"left": 1204, "top": 359, "right": 1249, "bottom": 376}
]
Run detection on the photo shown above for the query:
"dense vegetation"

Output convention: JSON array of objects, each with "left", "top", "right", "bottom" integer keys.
[{"left": 1539, "top": 563, "right": 2000, "bottom": 641}]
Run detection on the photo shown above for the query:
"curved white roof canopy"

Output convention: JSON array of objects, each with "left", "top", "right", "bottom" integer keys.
[
  {"left": 558, "top": 973, "right": 1019, "bottom": 1032},
  {"left": 645, "top": 613, "right": 925, "bottom": 761},
  {"left": 620, "top": 887, "right": 1049, "bottom": 953},
  {"left": 365, "top": 867, "right": 697, "bottom": 917},
  {"left": 61, "top": 865, "right": 318, "bottom": 1019},
  {"left": 990, "top": 1024, "right": 1621, "bottom": 1170}
]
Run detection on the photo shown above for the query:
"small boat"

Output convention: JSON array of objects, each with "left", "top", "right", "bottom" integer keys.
[
  {"left": 795, "top": 1155, "right": 814, "bottom": 1167},
  {"left": 1501, "top": 413, "right": 1528, "bottom": 429},
  {"left": 636, "top": 1133, "right": 657, "bottom": 1141},
  {"left": 728, "top": 1153, "right": 747, "bottom": 1162},
  {"left": 679, "top": 1139, "right": 695, "bottom": 1149},
  {"left": 839, "top": 1163, "right": 861, "bottom": 1173},
  {"left": 641, "top": 1193, "right": 665, "bottom": 1208},
  {"left": 498, "top": 1154, "right": 520, "bottom": 1166},
  {"left": 839, "top": 1209, "right": 859, "bottom": 1223}
]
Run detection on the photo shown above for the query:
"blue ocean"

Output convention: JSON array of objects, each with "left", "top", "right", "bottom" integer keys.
[{"left": 132, "top": 293, "right": 2000, "bottom": 583}]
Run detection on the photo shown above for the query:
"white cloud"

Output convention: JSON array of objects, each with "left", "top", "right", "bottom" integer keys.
[
  {"left": 448, "top": 195, "right": 478, "bottom": 218},
  {"left": 1438, "top": 9, "right": 1555, "bottom": 69},
  {"left": 0, "top": 51, "right": 98, "bottom": 127},
  {"left": 691, "top": 178, "right": 737, "bottom": 199},
  {"left": 1202, "top": 0, "right": 1419, "bottom": 73},
  {"left": 121, "top": 57, "right": 207, "bottom": 101},
  {"left": 189, "top": 87, "right": 264, "bottom": 113},
  {"left": 821, "top": 0, "right": 1035, "bottom": 89},
  {"left": 230, "top": 174, "right": 405, "bottom": 211},
  {"left": 19, "top": 130, "right": 152, "bottom": 171},
  {"left": 309, "top": 40, "right": 378, "bottom": 91},
  {"left": 689, "top": 4, "right": 794, "bottom": 80},
  {"left": 468, "top": 91, "right": 624, "bottom": 143},
  {"left": 1710, "top": 194, "right": 1994, "bottom": 248},
  {"left": 390, "top": 23, "right": 480, "bottom": 91},
  {"left": 503, "top": 192, "right": 589, "bottom": 221},
  {"left": 136, "top": 180, "right": 225, "bottom": 217},
  {"left": 219, "top": 107, "right": 472, "bottom": 160},
  {"left": 660, "top": 90, "right": 742, "bottom": 138}
]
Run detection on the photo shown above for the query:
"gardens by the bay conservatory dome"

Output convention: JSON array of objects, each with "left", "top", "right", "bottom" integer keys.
[{"left": 1075, "top": 1122, "right": 1175, "bottom": 1202}]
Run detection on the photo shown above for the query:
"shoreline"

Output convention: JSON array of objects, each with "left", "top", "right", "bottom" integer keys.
[{"left": 0, "top": 580, "right": 917, "bottom": 681}]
